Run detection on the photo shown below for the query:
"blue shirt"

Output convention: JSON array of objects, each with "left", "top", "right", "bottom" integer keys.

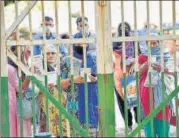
[
  {"left": 77, "top": 51, "right": 98, "bottom": 128},
  {"left": 61, "top": 51, "right": 98, "bottom": 127},
  {"left": 73, "top": 32, "right": 96, "bottom": 52},
  {"left": 33, "top": 32, "right": 68, "bottom": 56}
]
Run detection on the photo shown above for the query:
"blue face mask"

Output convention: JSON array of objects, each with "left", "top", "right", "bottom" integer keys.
[
  {"left": 151, "top": 46, "right": 160, "bottom": 56},
  {"left": 143, "top": 44, "right": 161, "bottom": 56},
  {"left": 78, "top": 26, "right": 89, "bottom": 36}
]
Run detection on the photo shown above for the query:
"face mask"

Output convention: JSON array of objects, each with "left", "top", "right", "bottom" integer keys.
[
  {"left": 78, "top": 26, "right": 89, "bottom": 36},
  {"left": 150, "top": 46, "right": 160, "bottom": 56},
  {"left": 114, "top": 49, "right": 122, "bottom": 55},
  {"left": 44, "top": 26, "right": 53, "bottom": 34}
]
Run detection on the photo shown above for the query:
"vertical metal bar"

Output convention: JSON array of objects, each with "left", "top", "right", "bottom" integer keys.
[
  {"left": 81, "top": 0, "right": 89, "bottom": 133},
  {"left": 41, "top": 0, "right": 49, "bottom": 131},
  {"left": 68, "top": 1, "right": 76, "bottom": 137},
  {"left": 159, "top": 1, "right": 166, "bottom": 137},
  {"left": 95, "top": 1, "right": 115, "bottom": 137},
  {"left": 28, "top": 1, "right": 36, "bottom": 136},
  {"left": 172, "top": 1, "right": 179, "bottom": 137},
  {"left": 120, "top": 1, "right": 128, "bottom": 136},
  {"left": 146, "top": 1, "right": 154, "bottom": 137},
  {"left": 54, "top": 1, "right": 63, "bottom": 137},
  {"left": 15, "top": 1, "right": 24, "bottom": 137},
  {"left": 0, "top": 1, "right": 10, "bottom": 137},
  {"left": 133, "top": 1, "right": 141, "bottom": 137}
]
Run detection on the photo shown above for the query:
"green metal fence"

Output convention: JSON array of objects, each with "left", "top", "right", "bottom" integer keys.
[{"left": 1, "top": 1, "right": 179, "bottom": 137}]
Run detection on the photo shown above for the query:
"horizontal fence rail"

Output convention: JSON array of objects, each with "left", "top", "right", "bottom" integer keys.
[{"left": 1, "top": 0, "right": 179, "bottom": 137}]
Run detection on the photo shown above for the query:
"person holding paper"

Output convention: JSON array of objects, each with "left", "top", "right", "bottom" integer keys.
[
  {"left": 71, "top": 31, "right": 98, "bottom": 136},
  {"left": 113, "top": 22, "right": 139, "bottom": 132},
  {"left": 138, "top": 33, "right": 171, "bottom": 137},
  {"left": 38, "top": 44, "right": 84, "bottom": 137},
  {"left": 164, "top": 38, "right": 179, "bottom": 127},
  {"left": 60, "top": 17, "right": 98, "bottom": 136}
]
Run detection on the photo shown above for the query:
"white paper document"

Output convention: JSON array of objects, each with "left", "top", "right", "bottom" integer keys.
[
  {"left": 47, "top": 71, "right": 57, "bottom": 85},
  {"left": 80, "top": 68, "right": 91, "bottom": 82},
  {"left": 31, "top": 55, "right": 44, "bottom": 75}
]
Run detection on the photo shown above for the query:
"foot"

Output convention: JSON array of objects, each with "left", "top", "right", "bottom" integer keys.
[{"left": 128, "top": 126, "right": 132, "bottom": 132}]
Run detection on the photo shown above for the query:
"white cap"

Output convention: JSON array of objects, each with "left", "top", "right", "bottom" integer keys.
[{"left": 46, "top": 44, "right": 57, "bottom": 53}]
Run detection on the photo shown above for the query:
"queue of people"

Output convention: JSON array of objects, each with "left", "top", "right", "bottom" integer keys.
[{"left": 7, "top": 15, "right": 179, "bottom": 137}]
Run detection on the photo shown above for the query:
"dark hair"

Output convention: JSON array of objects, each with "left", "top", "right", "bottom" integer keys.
[
  {"left": 45, "top": 16, "right": 53, "bottom": 22},
  {"left": 118, "top": 22, "right": 131, "bottom": 37},
  {"left": 75, "top": 46, "right": 83, "bottom": 55},
  {"left": 60, "top": 33, "right": 70, "bottom": 39},
  {"left": 118, "top": 22, "right": 131, "bottom": 32},
  {"left": 76, "top": 16, "right": 88, "bottom": 25},
  {"left": 10, "top": 45, "right": 17, "bottom": 52}
]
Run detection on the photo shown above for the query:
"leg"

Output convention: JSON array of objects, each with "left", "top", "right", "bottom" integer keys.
[
  {"left": 115, "top": 89, "right": 132, "bottom": 129},
  {"left": 156, "top": 119, "right": 170, "bottom": 137},
  {"left": 66, "top": 119, "right": 70, "bottom": 137},
  {"left": 144, "top": 117, "right": 157, "bottom": 137},
  {"left": 23, "top": 119, "right": 32, "bottom": 137},
  {"left": 133, "top": 106, "right": 138, "bottom": 123},
  {"left": 115, "top": 89, "right": 125, "bottom": 120},
  {"left": 9, "top": 105, "right": 18, "bottom": 137},
  {"left": 128, "top": 109, "right": 133, "bottom": 128}
]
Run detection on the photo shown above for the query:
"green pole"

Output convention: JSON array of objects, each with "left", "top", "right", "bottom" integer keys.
[
  {"left": 95, "top": 1, "right": 115, "bottom": 137},
  {"left": 0, "top": 1, "right": 10, "bottom": 137}
]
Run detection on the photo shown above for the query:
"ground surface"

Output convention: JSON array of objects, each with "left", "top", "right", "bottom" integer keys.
[{"left": 114, "top": 93, "right": 177, "bottom": 137}]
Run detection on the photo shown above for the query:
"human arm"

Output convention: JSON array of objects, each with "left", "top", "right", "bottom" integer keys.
[
  {"left": 59, "top": 76, "right": 84, "bottom": 90},
  {"left": 22, "top": 77, "right": 30, "bottom": 92},
  {"left": 8, "top": 65, "right": 30, "bottom": 94},
  {"left": 151, "top": 63, "right": 174, "bottom": 76},
  {"left": 138, "top": 55, "right": 149, "bottom": 77},
  {"left": 113, "top": 53, "right": 124, "bottom": 100},
  {"left": 114, "top": 70, "right": 124, "bottom": 100}
]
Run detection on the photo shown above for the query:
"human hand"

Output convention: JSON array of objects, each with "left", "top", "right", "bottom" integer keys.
[
  {"left": 33, "top": 66, "right": 39, "bottom": 73},
  {"left": 120, "top": 93, "right": 125, "bottom": 101},
  {"left": 48, "top": 83, "right": 54, "bottom": 89},
  {"left": 152, "top": 64, "right": 169, "bottom": 73},
  {"left": 74, "top": 76, "right": 84, "bottom": 84},
  {"left": 152, "top": 64, "right": 161, "bottom": 72},
  {"left": 89, "top": 75, "right": 97, "bottom": 82}
]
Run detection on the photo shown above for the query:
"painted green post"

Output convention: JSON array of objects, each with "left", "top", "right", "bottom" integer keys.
[
  {"left": 95, "top": 1, "right": 115, "bottom": 137},
  {"left": 0, "top": 1, "right": 10, "bottom": 137}
]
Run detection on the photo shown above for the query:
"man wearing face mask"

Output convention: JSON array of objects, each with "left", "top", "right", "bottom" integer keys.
[
  {"left": 74, "top": 16, "right": 96, "bottom": 52},
  {"left": 33, "top": 16, "right": 67, "bottom": 57},
  {"left": 72, "top": 24, "right": 98, "bottom": 136}
]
